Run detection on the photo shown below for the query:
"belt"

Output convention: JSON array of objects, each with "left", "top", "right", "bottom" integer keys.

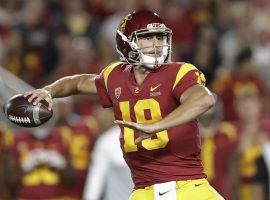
[{"left": 144, "top": 178, "right": 208, "bottom": 190}]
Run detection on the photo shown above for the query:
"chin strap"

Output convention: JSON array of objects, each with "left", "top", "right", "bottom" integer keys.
[{"left": 140, "top": 53, "right": 165, "bottom": 69}]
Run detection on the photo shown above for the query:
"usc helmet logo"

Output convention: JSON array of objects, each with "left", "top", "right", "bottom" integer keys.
[{"left": 118, "top": 15, "right": 132, "bottom": 32}]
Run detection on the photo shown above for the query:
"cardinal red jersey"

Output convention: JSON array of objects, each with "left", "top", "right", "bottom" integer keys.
[
  {"left": 11, "top": 128, "right": 68, "bottom": 199},
  {"left": 201, "top": 121, "right": 238, "bottom": 199},
  {"left": 95, "top": 62, "right": 207, "bottom": 189}
]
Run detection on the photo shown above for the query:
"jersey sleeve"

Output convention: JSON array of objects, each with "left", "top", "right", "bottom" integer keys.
[
  {"left": 95, "top": 73, "right": 113, "bottom": 108},
  {"left": 172, "top": 63, "right": 206, "bottom": 100},
  {"left": 94, "top": 62, "right": 122, "bottom": 108}
]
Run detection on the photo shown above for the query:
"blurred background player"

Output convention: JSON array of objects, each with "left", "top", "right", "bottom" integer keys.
[
  {"left": 234, "top": 90, "right": 270, "bottom": 200},
  {"left": 212, "top": 48, "right": 269, "bottom": 121},
  {"left": 54, "top": 98, "right": 98, "bottom": 199},
  {"left": 83, "top": 125, "right": 133, "bottom": 200},
  {"left": 8, "top": 112, "right": 75, "bottom": 199},
  {"left": 199, "top": 99, "right": 238, "bottom": 199}
]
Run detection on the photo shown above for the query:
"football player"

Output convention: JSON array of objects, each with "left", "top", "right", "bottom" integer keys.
[
  {"left": 235, "top": 91, "right": 270, "bottom": 200},
  {"left": 199, "top": 101, "right": 238, "bottom": 199},
  {"left": 25, "top": 10, "right": 223, "bottom": 200},
  {"left": 54, "top": 98, "right": 98, "bottom": 199},
  {"left": 10, "top": 119, "right": 74, "bottom": 199}
]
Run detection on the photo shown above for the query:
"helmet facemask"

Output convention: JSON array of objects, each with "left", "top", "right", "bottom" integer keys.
[{"left": 117, "top": 24, "right": 172, "bottom": 70}]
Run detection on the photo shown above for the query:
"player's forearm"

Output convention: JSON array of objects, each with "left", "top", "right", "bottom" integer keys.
[
  {"left": 43, "top": 74, "right": 97, "bottom": 98},
  {"left": 154, "top": 87, "right": 215, "bottom": 132}
]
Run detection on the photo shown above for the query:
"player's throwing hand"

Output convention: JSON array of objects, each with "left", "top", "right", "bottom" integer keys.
[{"left": 24, "top": 89, "right": 53, "bottom": 110}]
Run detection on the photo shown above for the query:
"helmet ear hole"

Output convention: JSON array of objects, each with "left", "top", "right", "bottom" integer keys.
[{"left": 128, "top": 50, "right": 140, "bottom": 60}]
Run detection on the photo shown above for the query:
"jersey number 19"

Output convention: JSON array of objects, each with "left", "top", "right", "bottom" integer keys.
[{"left": 119, "top": 98, "right": 169, "bottom": 153}]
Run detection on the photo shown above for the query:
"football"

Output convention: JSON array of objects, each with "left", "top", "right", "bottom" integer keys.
[{"left": 3, "top": 94, "right": 53, "bottom": 127}]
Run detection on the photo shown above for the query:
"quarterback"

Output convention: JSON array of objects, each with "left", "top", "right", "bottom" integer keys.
[{"left": 25, "top": 10, "right": 223, "bottom": 200}]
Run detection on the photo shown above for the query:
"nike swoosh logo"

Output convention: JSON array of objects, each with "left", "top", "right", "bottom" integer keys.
[
  {"left": 159, "top": 190, "right": 171, "bottom": 196},
  {"left": 150, "top": 84, "right": 161, "bottom": 92},
  {"left": 195, "top": 183, "right": 204, "bottom": 187}
]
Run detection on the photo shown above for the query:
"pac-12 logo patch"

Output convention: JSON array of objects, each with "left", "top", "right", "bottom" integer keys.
[{"left": 115, "top": 87, "right": 121, "bottom": 99}]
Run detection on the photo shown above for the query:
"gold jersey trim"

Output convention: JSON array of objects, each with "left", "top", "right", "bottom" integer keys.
[
  {"left": 172, "top": 63, "right": 199, "bottom": 90},
  {"left": 103, "top": 61, "right": 123, "bottom": 90}
]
